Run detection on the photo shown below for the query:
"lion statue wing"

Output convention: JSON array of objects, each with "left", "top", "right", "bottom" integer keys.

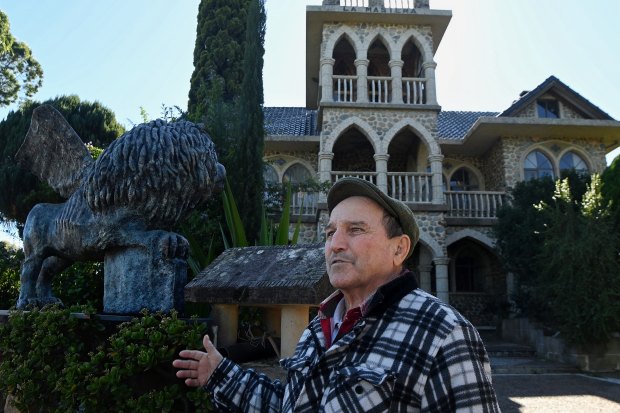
[{"left": 15, "top": 105, "right": 95, "bottom": 199}]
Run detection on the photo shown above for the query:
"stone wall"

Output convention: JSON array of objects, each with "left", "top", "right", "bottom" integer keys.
[
  {"left": 450, "top": 293, "right": 499, "bottom": 326},
  {"left": 321, "top": 107, "right": 438, "bottom": 147},
  {"left": 322, "top": 22, "right": 433, "bottom": 61},
  {"left": 500, "top": 137, "right": 608, "bottom": 189}
]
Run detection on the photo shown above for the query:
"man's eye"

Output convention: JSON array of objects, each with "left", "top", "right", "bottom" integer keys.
[
  {"left": 325, "top": 231, "right": 335, "bottom": 238},
  {"left": 350, "top": 227, "right": 363, "bottom": 233}
]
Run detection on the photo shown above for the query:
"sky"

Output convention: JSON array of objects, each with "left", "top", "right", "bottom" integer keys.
[{"left": 1, "top": 0, "right": 620, "bottom": 243}]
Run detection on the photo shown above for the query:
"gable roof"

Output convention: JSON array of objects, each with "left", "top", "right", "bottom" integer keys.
[
  {"left": 264, "top": 107, "right": 319, "bottom": 136},
  {"left": 498, "top": 76, "right": 614, "bottom": 120},
  {"left": 184, "top": 244, "right": 332, "bottom": 305}
]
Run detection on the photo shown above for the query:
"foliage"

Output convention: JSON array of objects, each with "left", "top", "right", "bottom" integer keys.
[
  {"left": 0, "top": 95, "right": 125, "bottom": 225},
  {"left": 186, "top": 0, "right": 267, "bottom": 250},
  {"left": 534, "top": 176, "right": 620, "bottom": 348},
  {"left": 52, "top": 262, "right": 104, "bottom": 311},
  {"left": 601, "top": 154, "right": 620, "bottom": 233},
  {"left": 0, "top": 307, "right": 213, "bottom": 412},
  {"left": 0, "top": 241, "right": 22, "bottom": 308},
  {"left": 495, "top": 173, "right": 620, "bottom": 348},
  {"left": 0, "top": 305, "right": 106, "bottom": 411},
  {"left": 187, "top": 0, "right": 249, "bottom": 119},
  {"left": 0, "top": 10, "right": 43, "bottom": 107},
  {"left": 221, "top": 180, "right": 302, "bottom": 250},
  {"left": 493, "top": 176, "right": 555, "bottom": 293},
  {"left": 227, "top": 0, "right": 266, "bottom": 241}
]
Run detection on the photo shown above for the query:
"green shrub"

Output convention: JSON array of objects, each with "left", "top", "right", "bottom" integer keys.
[
  {"left": 0, "top": 305, "right": 106, "bottom": 411},
  {"left": 0, "top": 241, "right": 22, "bottom": 309},
  {"left": 0, "top": 307, "right": 213, "bottom": 412}
]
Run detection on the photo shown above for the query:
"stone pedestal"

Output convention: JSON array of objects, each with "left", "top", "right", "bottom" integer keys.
[{"left": 103, "top": 247, "right": 186, "bottom": 314}]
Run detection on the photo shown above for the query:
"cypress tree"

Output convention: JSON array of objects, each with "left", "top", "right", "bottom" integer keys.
[
  {"left": 231, "top": 0, "right": 266, "bottom": 240},
  {"left": 186, "top": 0, "right": 266, "bottom": 243}
]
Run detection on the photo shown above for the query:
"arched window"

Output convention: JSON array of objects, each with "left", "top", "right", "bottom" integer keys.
[
  {"left": 524, "top": 150, "right": 554, "bottom": 180},
  {"left": 560, "top": 151, "right": 589, "bottom": 173},
  {"left": 283, "top": 163, "right": 312, "bottom": 184},
  {"left": 367, "top": 39, "right": 391, "bottom": 103},
  {"left": 333, "top": 37, "right": 356, "bottom": 103},
  {"left": 333, "top": 37, "right": 356, "bottom": 76},
  {"left": 401, "top": 39, "right": 423, "bottom": 78},
  {"left": 449, "top": 167, "right": 479, "bottom": 191},
  {"left": 263, "top": 164, "right": 279, "bottom": 185}
]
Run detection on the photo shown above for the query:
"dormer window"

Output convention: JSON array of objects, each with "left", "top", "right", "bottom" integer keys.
[{"left": 537, "top": 99, "right": 560, "bottom": 118}]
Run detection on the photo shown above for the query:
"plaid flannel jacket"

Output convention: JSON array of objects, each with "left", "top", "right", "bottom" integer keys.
[{"left": 204, "top": 273, "right": 500, "bottom": 412}]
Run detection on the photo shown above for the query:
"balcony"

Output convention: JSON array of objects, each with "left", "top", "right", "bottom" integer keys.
[
  {"left": 327, "top": 172, "right": 506, "bottom": 218},
  {"left": 445, "top": 191, "right": 507, "bottom": 219},
  {"left": 331, "top": 76, "right": 427, "bottom": 105}
]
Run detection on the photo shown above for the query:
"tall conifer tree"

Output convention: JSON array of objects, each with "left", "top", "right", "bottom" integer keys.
[
  {"left": 232, "top": 0, "right": 266, "bottom": 240},
  {"left": 186, "top": 0, "right": 266, "bottom": 242}
]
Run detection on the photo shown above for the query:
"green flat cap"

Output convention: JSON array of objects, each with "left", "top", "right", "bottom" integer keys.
[{"left": 327, "top": 177, "right": 419, "bottom": 258}]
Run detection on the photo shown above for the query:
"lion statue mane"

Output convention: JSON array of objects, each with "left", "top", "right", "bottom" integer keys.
[{"left": 15, "top": 105, "right": 226, "bottom": 309}]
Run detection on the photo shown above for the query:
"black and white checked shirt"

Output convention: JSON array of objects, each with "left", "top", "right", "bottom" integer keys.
[{"left": 205, "top": 272, "right": 500, "bottom": 412}]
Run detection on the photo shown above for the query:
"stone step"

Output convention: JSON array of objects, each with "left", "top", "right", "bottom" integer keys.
[
  {"left": 486, "top": 342, "right": 537, "bottom": 358},
  {"left": 491, "top": 356, "right": 581, "bottom": 374}
]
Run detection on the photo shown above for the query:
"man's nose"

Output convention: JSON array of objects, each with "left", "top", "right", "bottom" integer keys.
[{"left": 328, "top": 228, "right": 347, "bottom": 251}]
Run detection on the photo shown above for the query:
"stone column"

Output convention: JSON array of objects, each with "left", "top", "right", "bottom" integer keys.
[
  {"left": 374, "top": 153, "right": 390, "bottom": 194},
  {"left": 318, "top": 151, "right": 334, "bottom": 203},
  {"left": 389, "top": 60, "right": 404, "bottom": 104},
  {"left": 433, "top": 257, "right": 450, "bottom": 303},
  {"left": 281, "top": 305, "right": 310, "bottom": 358},
  {"left": 211, "top": 304, "right": 239, "bottom": 347},
  {"left": 355, "top": 58, "right": 369, "bottom": 103},
  {"left": 422, "top": 61, "right": 438, "bottom": 105},
  {"left": 320, "top": 58, "right": 335, "bottom": 104},
  {"left": 428, "top": 154, "right": 445, "bottom": 204},
  {"left": 419, "top": 264, "right": 433, "bottom": 293}
]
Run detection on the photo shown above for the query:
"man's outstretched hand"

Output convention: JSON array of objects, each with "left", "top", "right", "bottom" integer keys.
[{"left": 173, "top": 335, "right": 224, "bottom": 387}]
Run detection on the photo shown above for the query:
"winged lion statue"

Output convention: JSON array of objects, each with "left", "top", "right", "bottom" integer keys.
[{"left": 15, "top": 105, "right": 225, "bottom": 309}]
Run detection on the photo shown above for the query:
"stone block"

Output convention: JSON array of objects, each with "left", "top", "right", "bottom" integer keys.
[{"left": 104, "top": 246, "right": 186, "bottom": 314}]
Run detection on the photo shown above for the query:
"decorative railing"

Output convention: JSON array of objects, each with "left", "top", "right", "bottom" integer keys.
[
  {"left": 331, "top": 171, "right": 377, "bottom": 185},
  {"left": 333, "top": 75, "right": 357, "bottom": 102},
  {"left": 368, "top": 76, "right": 391, "bottom": 103},
  {"left": 387, "top": 172, "right": 432, "bottom": 203},
  {"left": 325, "top": 0, "right": 424, "bottom": 8},
  {"left": 402, "top": 77, "right": 426, "bottom": 105},
  {"left": 290, "top": 191, "right": 318, "bottom": 216},
  {"left": 445, "top": 191, "right": 507, "bottom": 218}
]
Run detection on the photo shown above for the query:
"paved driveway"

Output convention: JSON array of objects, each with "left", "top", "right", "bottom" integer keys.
[{"left": 493, "top": 374, "right": 620, "bottom": 412}]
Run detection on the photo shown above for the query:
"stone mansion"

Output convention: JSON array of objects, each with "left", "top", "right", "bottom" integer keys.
[{"left": 259, "top": 0, "right": 620, "bottom": 324}]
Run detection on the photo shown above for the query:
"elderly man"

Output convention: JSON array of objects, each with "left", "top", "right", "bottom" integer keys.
[{"left": 174, "top": 177, "right": 500, "bottom": 412}]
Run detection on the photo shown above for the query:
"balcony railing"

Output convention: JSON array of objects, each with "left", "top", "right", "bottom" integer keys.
[
  {"left": 402, "top": 77, "right": 426, "bottom": 105},
  {"left": 387, "top": 172, "right": 432, "bottom": 203},
  {"left": 368, "top": 76, "right": 391, "bottom": 103},
  {"left": 333, "top": 75, "right": 357, "bottom": 102},
  {"left": 445, "top": 191, "right": 507, "bottom": 218},
  {"left": 331, "top": 171, "right": 377, "bottom": 185}
]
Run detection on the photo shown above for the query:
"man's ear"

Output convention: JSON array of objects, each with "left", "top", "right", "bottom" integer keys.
[{"left": 393, "top": 235, "right": 411, "bottom": 266}]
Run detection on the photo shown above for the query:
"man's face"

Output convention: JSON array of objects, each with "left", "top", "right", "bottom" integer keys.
[{"left": 324, "top": 196, "right": 404, "bottom": 305}]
